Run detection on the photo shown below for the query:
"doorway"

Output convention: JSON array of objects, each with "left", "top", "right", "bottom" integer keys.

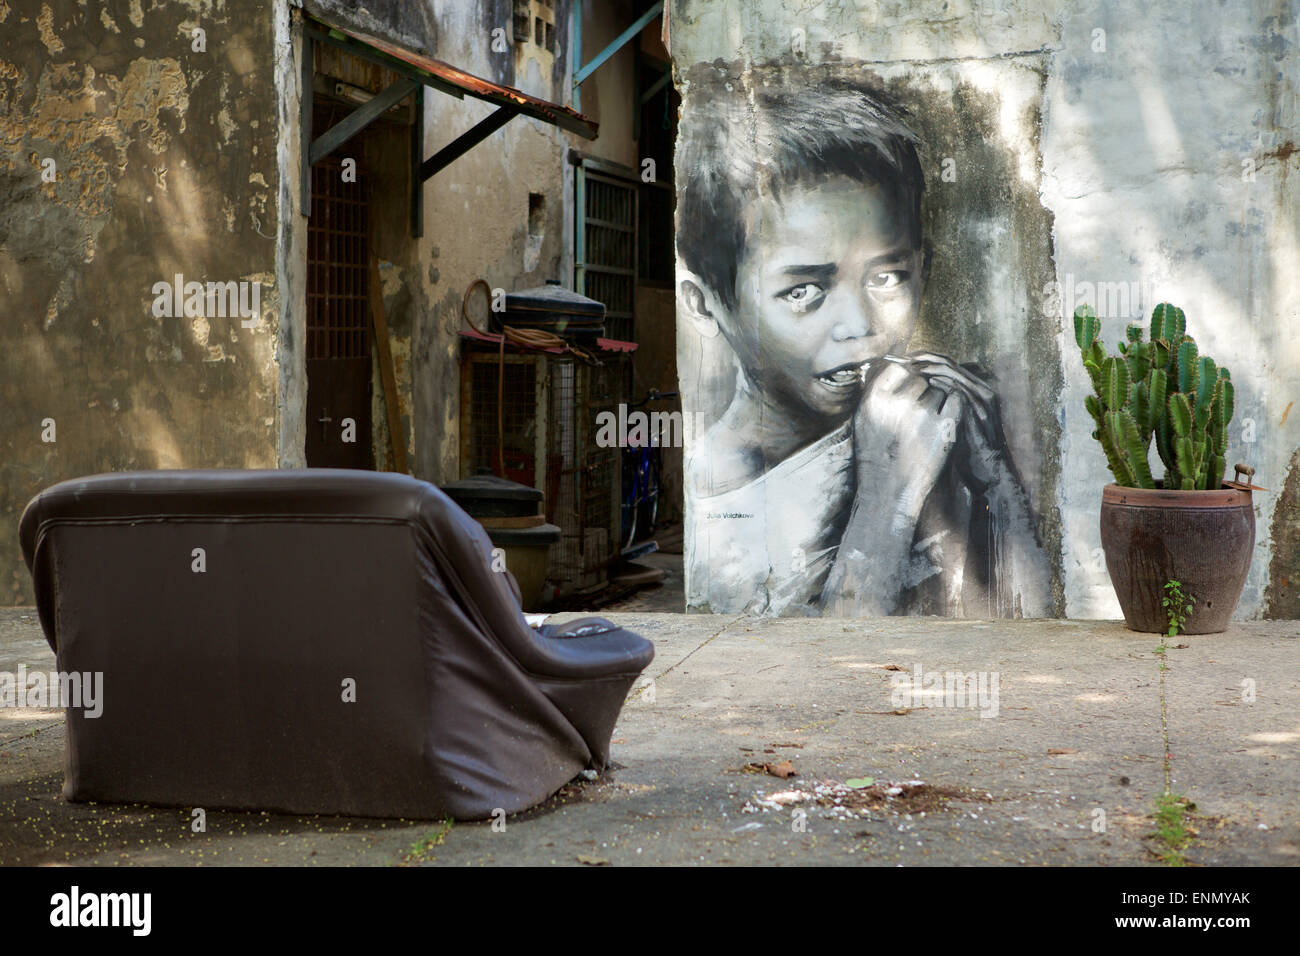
[{"left": 305, "top": 154, "right": 374, "bottom": 469}]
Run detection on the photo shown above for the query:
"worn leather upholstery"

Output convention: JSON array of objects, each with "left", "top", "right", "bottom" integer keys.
[{"left": 19, "top": 470, "right": 654, "bottom": 820}]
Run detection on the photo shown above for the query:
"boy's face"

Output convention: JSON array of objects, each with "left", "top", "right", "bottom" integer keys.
[{"left": 717, "top": 176, "right": 923, "bottom": 426}]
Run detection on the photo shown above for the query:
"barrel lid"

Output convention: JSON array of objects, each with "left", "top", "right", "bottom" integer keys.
[
  {"left": 505, "top": 280, "right": 605, "bottom": 318},
  {"left": 485, "top": 522, "right": 562, "bottom": 546},
  {"left": 441, "top": 470, "right": 543, "bottom": 503}
]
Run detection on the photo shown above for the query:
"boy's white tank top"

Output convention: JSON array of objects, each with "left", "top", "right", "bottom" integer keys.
[{"left": 686, "top": 422, "right": 854, "bottom": 615}]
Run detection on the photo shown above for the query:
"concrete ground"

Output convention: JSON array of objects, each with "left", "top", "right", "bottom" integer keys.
[{"left": 1, "top": 607, "right": 1296, "bottom": 866}]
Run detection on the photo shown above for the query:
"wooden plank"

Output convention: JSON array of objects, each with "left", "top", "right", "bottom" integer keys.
[
  {"left": 460, "top": 352, "right": 474, "bottom": 478},
  {"left": 301, "top": 29, "right": 313, "bottom": 214},
  {"left": 410, "top": 84, "right": 424, "bottom": 238},
  {"left": 368, "top": 257, "right": 408, "bottom": 474}
]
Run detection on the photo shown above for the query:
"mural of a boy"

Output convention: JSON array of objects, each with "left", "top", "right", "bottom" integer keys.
[{"left": 677, "top": 73, "right": 1052, "bottom": 617}]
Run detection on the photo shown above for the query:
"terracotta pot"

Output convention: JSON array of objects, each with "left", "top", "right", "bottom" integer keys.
[{"left": 1099, "top": 483, "right": 1254, "bottom": 634}]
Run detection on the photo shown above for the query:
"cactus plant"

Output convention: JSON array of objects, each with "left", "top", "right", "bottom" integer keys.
[{"left": 1074, "top": 302, "right": 1234, "bottom": 491}]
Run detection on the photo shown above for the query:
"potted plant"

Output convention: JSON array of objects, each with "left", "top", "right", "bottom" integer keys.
[{"left": 1074, "top": 302, "right": 1255, "bottom": 634}]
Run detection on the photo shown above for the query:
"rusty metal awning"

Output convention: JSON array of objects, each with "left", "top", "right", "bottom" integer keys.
[
  {"left": 301, "top": 14, "right": 599, "bottom": 237},
  {"left": 320, "top": 21, "right": 597, "bottom": 139}
]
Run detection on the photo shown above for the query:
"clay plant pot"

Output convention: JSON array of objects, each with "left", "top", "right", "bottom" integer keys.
[{"left": 1099, "top": 483, "right": 1254, "bottom": 634}]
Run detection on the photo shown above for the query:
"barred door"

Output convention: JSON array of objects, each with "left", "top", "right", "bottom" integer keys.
[{"left": 306, "top": 155, "right": 373, "bottom": 469}]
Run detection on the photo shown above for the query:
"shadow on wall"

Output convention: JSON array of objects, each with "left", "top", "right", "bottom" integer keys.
[{"left": 0, "top": 1, "right": 282, "bottom": 605}]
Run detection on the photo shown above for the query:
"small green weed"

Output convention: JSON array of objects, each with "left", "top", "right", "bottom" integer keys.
[
  {"left": 1151, "top": 792, "right": 1196, "bottom": 866},
  {"left": 1162, "top": 580, "right": 1194, "bottom": 639}
]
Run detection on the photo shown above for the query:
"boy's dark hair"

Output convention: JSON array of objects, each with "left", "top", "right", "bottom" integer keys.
[{"left": 676, "top": 70, "right": 925, "bottom": 310}]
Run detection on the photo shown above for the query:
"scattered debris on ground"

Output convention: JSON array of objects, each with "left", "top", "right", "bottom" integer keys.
[
  {"left": 399, "top": 818, "right": 454, "bottom": 865},
  {"left": 742, "top": 779, "right": 989, "bottom": 822},
  {"left": 734, "top": 760, "right": 798, "bottom": 779}
]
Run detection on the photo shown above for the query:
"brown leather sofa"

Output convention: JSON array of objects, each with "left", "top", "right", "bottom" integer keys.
[{"left": 19, "top": 470, "right": 654, "bottom": 820}]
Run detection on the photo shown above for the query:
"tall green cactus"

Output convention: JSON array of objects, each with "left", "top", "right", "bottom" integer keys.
[{"left": 1075, "top": 302, "right": 1234, "bottom": 490}]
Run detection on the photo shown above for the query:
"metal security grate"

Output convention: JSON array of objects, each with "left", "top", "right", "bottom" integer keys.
[
  {"left": 468, "top": 357, "right": 537, "bottom": 487},
  {"left": 307, "top": 156, "right": 371, "bottom": 360},
  {"left": 583, "top": 172, "right": 636, "bottom": 341},
  {"left": 460, "top": 348, "right": 629, "bottom": 594},
  {"left": 545, "top": 355, "right": 621, "bottom": 588}
]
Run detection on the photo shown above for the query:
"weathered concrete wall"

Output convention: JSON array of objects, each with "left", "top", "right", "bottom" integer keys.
[
  {"left": 573, "top": 0, "right": 642, "bottom": 170},
  {"left": 670, "top": 0, "right": 1297, "bottom": 619},
  {"left": 0, "top": 0, "right": 282, "bottom": 604}
]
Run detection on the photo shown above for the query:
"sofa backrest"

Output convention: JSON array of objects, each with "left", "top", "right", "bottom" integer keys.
[{"left": 17, "top": 468, "right": 515, "bottom": 817}]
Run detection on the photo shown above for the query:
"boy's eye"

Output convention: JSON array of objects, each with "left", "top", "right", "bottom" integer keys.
[
  {"left": 866, "top": 270, "right": 910, "bottom": 290},
  {"left": 778, "top": 282, "right": 825, "bottom": 313}
]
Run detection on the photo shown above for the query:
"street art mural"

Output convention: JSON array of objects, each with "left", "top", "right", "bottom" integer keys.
[{"left": 677, "top": 67, "right": 1055, "bottom": 617}]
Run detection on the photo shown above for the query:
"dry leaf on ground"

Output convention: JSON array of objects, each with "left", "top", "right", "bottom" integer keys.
[{"left": 764, "top": 760, "right": 797, "bottom": 780}]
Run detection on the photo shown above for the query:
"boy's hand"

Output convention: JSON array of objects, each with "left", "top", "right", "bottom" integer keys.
[
  {"left": 853, "top": 361, "right": 964, "bottom": 521},
  {"left": 826, "top": 362, "right": 962, "bottom": 616},
  {"left": 904, "top": 351, "right": 1005, "bottom": 489}
]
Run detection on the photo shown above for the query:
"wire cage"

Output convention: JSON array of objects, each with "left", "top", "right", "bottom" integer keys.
[{"left": 460, "top": 346, "right": 629, "bottom": 596}]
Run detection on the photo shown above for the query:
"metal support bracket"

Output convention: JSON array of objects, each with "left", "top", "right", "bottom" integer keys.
[
  {"left": 573, "top": 1, "right": 663, "bottom": 92},
  {"left": 420, "top": 106, "right": 519, "bottom": 182},
  {"left": 300, "top": 17, "right": 591, "bottom": 237}
]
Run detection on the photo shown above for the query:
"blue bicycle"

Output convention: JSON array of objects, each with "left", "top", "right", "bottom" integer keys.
[{"left": 620, "top": 388, "right": 678, "bottom": 552}]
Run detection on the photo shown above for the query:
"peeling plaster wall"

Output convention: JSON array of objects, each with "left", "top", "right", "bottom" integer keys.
[
  {"left": 0, "top": 0, "right": 282, "bottom": 605},
  {"left": 669, "top": 0, "right": 1297, "bottom": 619}
]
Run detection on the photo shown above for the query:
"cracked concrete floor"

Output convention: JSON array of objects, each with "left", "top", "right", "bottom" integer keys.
[{"left": 1, "top": 608, "right": 1296, "bottom": 866}]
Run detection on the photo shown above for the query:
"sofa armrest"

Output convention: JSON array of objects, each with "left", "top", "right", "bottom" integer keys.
[{"left": 532, "top": 617, "right": 655, "bottom": 679}]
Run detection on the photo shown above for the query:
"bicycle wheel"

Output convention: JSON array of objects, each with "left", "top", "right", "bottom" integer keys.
[
  {"left": 620, "top": 452, "right": 640, "bottom": 551},
  {"left": 636, "top": 452, "right": 661, "bottom": 540}
]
